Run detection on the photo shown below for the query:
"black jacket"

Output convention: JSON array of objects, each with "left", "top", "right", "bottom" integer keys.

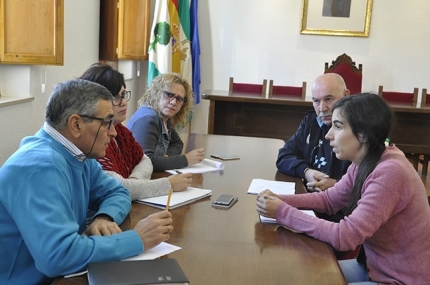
[{"left": 276, "top": 110, "right": 351, "bottom": 181}]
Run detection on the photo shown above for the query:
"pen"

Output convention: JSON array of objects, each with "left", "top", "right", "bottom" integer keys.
[
  {"left": 166, "top": 188, "right": 173, "bottom": 211},
  {"left": 174, "top": 169, "right": 182, "bottom": 174}
]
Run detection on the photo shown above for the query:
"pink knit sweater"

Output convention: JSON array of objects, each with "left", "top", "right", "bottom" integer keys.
[{"left": 275, "top": 146, "right": 430, "bottom": 284}]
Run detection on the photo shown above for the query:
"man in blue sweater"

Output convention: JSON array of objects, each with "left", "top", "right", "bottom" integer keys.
[
  {"left": 277, "top": 73, "right": 351, "bottom": 194},
  {"left": 0, "top": 79, "right": 173, "bottom": 284}
]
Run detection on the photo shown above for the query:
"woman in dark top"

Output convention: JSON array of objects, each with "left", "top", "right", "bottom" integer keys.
[{"left": 127, "top": 73, "right": 205, "bottom": 171}]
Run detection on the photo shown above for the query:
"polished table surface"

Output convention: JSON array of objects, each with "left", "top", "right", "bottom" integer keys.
[{"left": 54, "top": 134, "right": 346, "bottom": 285}]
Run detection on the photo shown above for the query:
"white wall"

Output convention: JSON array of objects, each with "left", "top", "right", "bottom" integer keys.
[
  {"left": 190, "top": 0, "right": 430, "bottom": 134},
  {"left": 0, "top": 0, "right": 146, "bottom": 165},
  {"left": 1, "top": 0, "right": 429, "bottom": 165}
]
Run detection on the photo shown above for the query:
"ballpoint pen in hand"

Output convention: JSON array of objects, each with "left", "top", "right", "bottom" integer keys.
[{"left": 174, "top": 169, "right": 182, "bottom": 174}]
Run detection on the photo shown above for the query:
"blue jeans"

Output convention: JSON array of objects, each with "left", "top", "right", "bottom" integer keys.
[{"left": 338, "top": 259, "right": 377, "bottom": 285}]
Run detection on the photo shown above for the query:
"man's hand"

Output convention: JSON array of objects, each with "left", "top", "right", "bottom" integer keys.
[
  {"left": 133, "top": 210, "right": 173, "bottom": 252},
  {"left": 83, "top": 215, "right": 122, "bottom": 236},
  {"left": 304, "top": 169, "right": 336, "bottom": 191},
  {"left": 256, "top": 189, "right": 282, "bottom": 219}
]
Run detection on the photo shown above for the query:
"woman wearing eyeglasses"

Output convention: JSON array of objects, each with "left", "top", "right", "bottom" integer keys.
[
  {"left": 127, "top": 73, "right": 205, "bottom": 172},
  {"left": 79, "top": 64, "right": 192, "bottom": 200}
]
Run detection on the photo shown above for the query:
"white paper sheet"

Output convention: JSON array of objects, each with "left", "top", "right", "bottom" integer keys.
[
  {"left": 64, "top": 242, "right": 181, "bottom": 278},
  {"left": 122, "top": 242, "right": 181, "bottom": 261},
  {"left": 247, "top": 178, "right": 296, "bottom": 195},
  {"left": 166, "top": 158, "right": 224, "bottom": 174}
]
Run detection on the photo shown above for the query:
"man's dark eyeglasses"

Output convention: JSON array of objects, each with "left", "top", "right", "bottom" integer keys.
[
  {"left": 162, "top": 90, "right": 187, "bottom": 104},
  {"left": 112, "top": 90, "right": 131, "bottom": 106},
  {"left": 79, "top": 115, "right": 114, "bottom": 130}
]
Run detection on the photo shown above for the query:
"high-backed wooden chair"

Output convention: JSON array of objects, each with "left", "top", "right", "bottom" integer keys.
[
  {"left": 229, "top": 77, "right": 267, "bottom": 98},
  {"left": 420, "top": 88, "right": 430, "bottom": 108},
  {"left": 378, "top": 86, "right": 419, "bottom": 107},
  {"left": 268, "top": 80, "right": 307, "bottom": 100},
  {"left": 324, "top": 53, "right": 363, "bottom": 95}
]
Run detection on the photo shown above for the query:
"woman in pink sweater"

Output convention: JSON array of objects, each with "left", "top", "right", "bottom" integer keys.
[{"left": 257, "top": 93, "right": 430, "bottom": 284}]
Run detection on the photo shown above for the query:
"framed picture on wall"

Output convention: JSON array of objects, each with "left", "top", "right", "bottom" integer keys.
[{"left": 301, "top": 0, "right": 373, "bottom": 37}]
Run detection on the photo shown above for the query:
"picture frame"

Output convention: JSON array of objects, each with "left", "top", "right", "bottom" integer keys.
[{"left": 301, "top": 0, "right": 373, "bottom": 37}]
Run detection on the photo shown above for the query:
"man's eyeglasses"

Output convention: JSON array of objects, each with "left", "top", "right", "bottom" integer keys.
[
  {"left": 112, "top": 90, "right": 131, "bottom": 106},
  {"left": 79, "top": 115, "right": 114, "bottom": 130},
  {"left": 162, "top": 90, "right": 187, "bottom": 105}
]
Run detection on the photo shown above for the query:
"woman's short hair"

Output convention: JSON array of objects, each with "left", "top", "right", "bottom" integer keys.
[
  {"left": 46, "top": 79, "right": 113, "bottom": 130},
  {"left": 138, "top": 73, "right": 194, "bottom": 129},
  {"left": 78, "top": 63, "right": 126, "bottom": 96}
]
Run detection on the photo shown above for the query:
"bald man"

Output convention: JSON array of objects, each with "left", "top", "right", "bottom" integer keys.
[{"left": 277, "top": 74, "right": 352, "bottom": 220}]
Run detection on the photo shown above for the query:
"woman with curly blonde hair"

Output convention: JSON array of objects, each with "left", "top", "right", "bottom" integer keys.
[{"left": 127, "top": 73, "right": 205, "bottom": 171}]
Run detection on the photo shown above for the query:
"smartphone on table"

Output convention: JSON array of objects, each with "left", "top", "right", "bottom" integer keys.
[{"left": 212, "top": 194, "right": 238, "bottom": 208}]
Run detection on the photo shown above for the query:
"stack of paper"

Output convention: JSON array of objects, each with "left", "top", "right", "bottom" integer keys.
[
  {"left": 259, "top": 210, "right": 316, "bottom": 224},
  {"left": 137, "top": 187, "right": 212, "bottom": 210}
]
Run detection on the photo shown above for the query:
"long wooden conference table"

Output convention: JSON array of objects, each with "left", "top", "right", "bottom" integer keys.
[
  {"left": 53, "top": 133, "right": 346, "bottom": 285},
  {"left": 202, "top": 90, "right": 430, "bottom": 157}
]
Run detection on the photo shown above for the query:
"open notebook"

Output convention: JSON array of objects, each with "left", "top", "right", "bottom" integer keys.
[{"left": 136, "top": 187, "right": 212, "bottom": 210}]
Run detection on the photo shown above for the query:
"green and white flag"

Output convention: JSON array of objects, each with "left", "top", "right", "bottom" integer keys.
[{"left": 148, "top": 0, "right": 171, "bottom": 85}]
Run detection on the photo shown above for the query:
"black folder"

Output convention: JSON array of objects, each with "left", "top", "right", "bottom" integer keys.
[{"left": 87, "top": 258, "right": 189, "bottom": 285}]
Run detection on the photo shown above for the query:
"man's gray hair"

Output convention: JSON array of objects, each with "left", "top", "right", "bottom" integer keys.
[{"left": 46, "top": 79, "right": 114, "bottom": 130}]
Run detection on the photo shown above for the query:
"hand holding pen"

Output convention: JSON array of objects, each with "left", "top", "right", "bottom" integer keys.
[
  {"left": 185, "top": 148, "right": 206, "bottom": 166},
  {"left": 132, "top": 210, "right": 173, "bottom": 251},
  {"left": 167, "top": 170, "right": 193, "bottom": 191}
]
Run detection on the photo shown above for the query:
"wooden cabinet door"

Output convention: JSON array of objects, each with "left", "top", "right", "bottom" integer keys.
[
  {"left": 118, "top": 0, "right": 150, "bottom": 60},
  {"left": 99, "top": 0, "right": 150, "bottom": 61},
  {"left": 0, "top": 0, "right": 64, "bottom": 65}
]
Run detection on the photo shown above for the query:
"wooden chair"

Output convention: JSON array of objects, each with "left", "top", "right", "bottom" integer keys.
[
  {"left": 268, "top": 80, "right": 307, "bottom": 100},
  {"left": 378, "top": 86, "right": 419, "bottom": 107},
  {"left": 420, "top": 88, "right": 430, "bottom": 108},
  {"left": 325, "top": 53, "right": 363, "bottom": 95},
  {"left": 411, "top": 88, "right": 430, "bottom": 175},
  {"left": 229, "top": 77, "right": 267, "bottom": 98},
  {"left": 407, "top": 152, "right": 429, "bottom": 177},
  {"left": 388, "top": 86, "right": 428, "bottom": 176}
]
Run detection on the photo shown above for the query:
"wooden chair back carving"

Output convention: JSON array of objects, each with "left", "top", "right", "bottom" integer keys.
[
  {"left": 325, "top": 53, "right": 363, "bottom": 95},
  {"left": 378, "top": 86, "right": 419, "bottom": 107},
  {"left": 229, "top": 77, "right": 267, "bottom": 98},
  {"left": 268, "top": 80, "right": 307, "bottom": 100},
  {"left": 420, "top": 88, "right": 430, "bottom": 108}
]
